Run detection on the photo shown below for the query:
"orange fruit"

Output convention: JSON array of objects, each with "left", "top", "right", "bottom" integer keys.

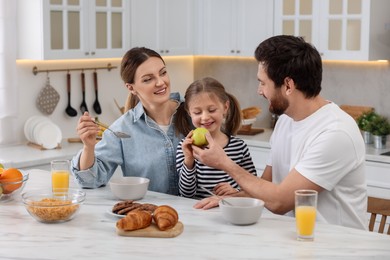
[{"left": 0, "top": 168, "right": 23, "bottom": 194}]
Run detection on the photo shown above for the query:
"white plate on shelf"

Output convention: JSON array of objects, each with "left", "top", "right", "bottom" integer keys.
[{"left": 35, "top": 121, "right": 62, "bottom": 149}]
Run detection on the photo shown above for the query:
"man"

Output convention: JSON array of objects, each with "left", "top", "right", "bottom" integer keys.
[{"left": 193, "top": 35, "right": 367, "bottom": 230}]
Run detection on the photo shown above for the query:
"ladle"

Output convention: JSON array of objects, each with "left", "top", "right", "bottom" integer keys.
[
  {"left": 65, "top": 72, "right": 77, "bottom": 117},
  {"left": 80, "top": 71, "right": 88, "bottom": 114},
  {"left": 93, "top": 71, "right": 102, "bottom": 114}
]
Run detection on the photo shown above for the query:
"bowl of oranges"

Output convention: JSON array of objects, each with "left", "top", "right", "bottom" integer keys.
[{"left": 0, "top": 165, "right": 29, "bottom": 202}]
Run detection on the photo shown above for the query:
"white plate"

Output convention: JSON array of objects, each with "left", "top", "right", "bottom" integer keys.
[
  {"left": 24, "top": 116, "right": 49, "bottom": 142},
  {"left": 242, "top": 118, "right": 256, "bottom": 126},
  {"left": 34, "top": 121, "right": 62, "bottom": 149},
  {"left": 106, "top": 209, "right": 126, "bottom": 218}
]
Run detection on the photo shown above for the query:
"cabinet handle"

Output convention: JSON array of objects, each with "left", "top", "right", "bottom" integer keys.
[
  {"left": 91, "top": 52, "right": 95, "bottom": 55},
  {"left": 85, "top": 52, "right": 90, "bottom": 55},
  {"left": 165, "top": 50, "right": 169, "bottom": 53},
  {"left": 236, "top": 50, "right": 240, "bottom": 54},
  {"left": 160, "top": 50, "right": 165, "bottom": 53},
  {"left": 230, "top": 50, "right": 235, "bottom": 53}
]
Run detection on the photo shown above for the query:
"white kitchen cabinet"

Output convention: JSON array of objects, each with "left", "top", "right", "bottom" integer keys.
[
  {"left": 248, "top": 146, "right": 270, "bottom": 176},
  {"left": 274, "top": 0, "right": 390, "bottom": 61},
  {"left": 130, "top": 0, "right": 194, "bottom": 56},
  {"left": 198, "top": 0, "right": 274, "bottom": 56},
  {"left": 18, "top": 0, "right": 129, "bottom": 60}
]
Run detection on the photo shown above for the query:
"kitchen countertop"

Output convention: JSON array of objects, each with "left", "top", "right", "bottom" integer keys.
[
  {"left": 0, "top": 140, "right": 83, "bottom": 168},
  {"left": 1, "top": 169, "right": 389, "bottom": 259},
  {"left": 1, "top": 130, "right": 390, "bottom": 169}
]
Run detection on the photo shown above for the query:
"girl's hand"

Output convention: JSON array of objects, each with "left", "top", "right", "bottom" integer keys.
[
  {"left": 77, "top": 112, "right": 99, "bottom": 148},
  {"left": 182, "top": 130, "right": 195, "bottom": 168},
  {"left": 214, "top": 182, "right": 239, "bottom": 196},
  {"left": 193, "top": 196, "right": 220, "bottom": 210}
]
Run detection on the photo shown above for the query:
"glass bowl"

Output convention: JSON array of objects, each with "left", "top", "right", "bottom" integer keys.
[
  {"left": 0, "top": 170, "right": 29, "bottom": 202},
  {"left": 22, "top": 188, "right": 86, "bottom": 223}
]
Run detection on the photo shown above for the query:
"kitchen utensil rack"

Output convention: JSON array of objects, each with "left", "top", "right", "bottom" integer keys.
[{"left": 32, "top": 63, "right": 117, "bottom": 75}]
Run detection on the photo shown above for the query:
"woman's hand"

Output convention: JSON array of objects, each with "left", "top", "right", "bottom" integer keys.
[
  {"left": 214, "top": 182, "right": 239, "bottom": 196},
  {"left": 77, "top": 112, "right": 99, "bottom": 148}
]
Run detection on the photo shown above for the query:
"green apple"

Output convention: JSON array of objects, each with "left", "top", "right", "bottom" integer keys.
[
  {"left": 192, "top": 128, "right": 209, "bottom": 147},
  {"left": 0, "top": 163, "right": 4, "bottom": 169}
]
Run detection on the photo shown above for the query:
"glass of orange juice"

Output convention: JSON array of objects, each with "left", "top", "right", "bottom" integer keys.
[
  {"left": 295, "top": 189, "right": 318, "bottom": 241},
  {"left": 51, "top": 160, "right": 70, "bottom": 195}
]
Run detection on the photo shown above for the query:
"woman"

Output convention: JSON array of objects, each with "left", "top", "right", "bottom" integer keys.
[{"left": 71, "top": 47, "right": 190, "bottom": 195}]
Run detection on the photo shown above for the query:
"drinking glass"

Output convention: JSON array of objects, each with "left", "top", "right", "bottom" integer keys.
[
  {"left": 295, "top": 189, "right": 318, "bottom": 241},
  {"left": 51, "top": 160, "right": 70, "bottom": 194}
]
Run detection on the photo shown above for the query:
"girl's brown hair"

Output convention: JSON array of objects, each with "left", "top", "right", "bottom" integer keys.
[
  {"left": 120, "top": 47, "right": 165, "bottom": 112},
  {"left": 175, "top": 77, "right": 242, "bottom": 136}
]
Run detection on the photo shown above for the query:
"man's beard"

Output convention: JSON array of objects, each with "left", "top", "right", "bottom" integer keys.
[{"left": 269, "top": 93, "right": 288, "bottom": 116}]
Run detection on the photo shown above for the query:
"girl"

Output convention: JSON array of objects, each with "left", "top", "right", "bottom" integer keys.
[
  {"left": 176, "top": 77, "right": 257, "bottom": 199},
  {"left": 72, "top": 47, "right": 190, "bottom": 195}
]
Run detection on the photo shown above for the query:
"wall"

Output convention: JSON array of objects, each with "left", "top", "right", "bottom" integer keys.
[
  {"left": 194, "top": 57, "right": 390, "bottom": 128},
  {"left": 4, "top": 56, "right": 390, "bottom": 146},
  {"left": 7, "top": 57, "right": 194, "bottom": 145}
]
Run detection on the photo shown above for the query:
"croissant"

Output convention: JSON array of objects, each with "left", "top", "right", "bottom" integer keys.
[
  {"left": 153, "top": 205, "right": 179, "bottom": 231},
  {"left": 116, "top": 210, "right": 152, "bottom": 231}
]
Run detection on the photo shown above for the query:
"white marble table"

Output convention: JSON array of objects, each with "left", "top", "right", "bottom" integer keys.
[{"left": 1, "top": 169, "right": 390, "bottom": 259}]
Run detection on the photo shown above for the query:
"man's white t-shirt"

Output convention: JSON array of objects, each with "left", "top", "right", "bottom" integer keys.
[{"left": 268, "top": 102, "right": 367, "bottom": 230}]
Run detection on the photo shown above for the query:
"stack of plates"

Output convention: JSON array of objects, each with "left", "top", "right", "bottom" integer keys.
[{"left": 24, "top": 116, "right": 62, "bottom": 149}]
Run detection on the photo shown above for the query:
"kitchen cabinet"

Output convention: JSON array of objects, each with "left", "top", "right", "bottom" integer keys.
[
  {"left": 198, "top": 0, "right": 273, "bottom": 56},
  {"left": 18, "top": 0, "right": 129, "bottom": 60},
  {"left": 130, "top": 0, "right": 194, "bottom": 56},
  {"left": 274, "top": 0, "right": 390, "bottom": 61},
  {"left": 248, "top": 146, "right": 270, "bottom": 176}
]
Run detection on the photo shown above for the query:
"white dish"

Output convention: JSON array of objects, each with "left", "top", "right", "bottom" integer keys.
[
  {"left": 34, "top": 121, "right": 62, "bottom": 149},
  {"left": 242, "top": 118, "right": 256, "bottom": 126},
  {"left": 24, "top": 116, "right": 49, "bottom": 142},
  {"left": 106, "top": 209, "right": 126, "bottom": 218}
]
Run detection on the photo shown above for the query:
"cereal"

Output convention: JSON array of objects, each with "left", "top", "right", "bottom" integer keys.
[{"left": 27, "top": 198, "right": 79, "bottom": 222}]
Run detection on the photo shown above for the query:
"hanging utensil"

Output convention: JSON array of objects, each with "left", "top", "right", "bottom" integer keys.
[
  {"left": 36, "top": 73, "right": 60, "bottom": 115},
  {"left": 80, "top": 71, "right": 88, "bottom": 114},
  {"left": 92, "top": 71, "right": 102, "bottom": 114},
  {"left": 65, "top": 72, "right": 77, "bottom": 117}
]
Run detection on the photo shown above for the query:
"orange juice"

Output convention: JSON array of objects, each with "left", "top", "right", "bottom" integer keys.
[
  {"left": 295, "top": 206, "right": 316, "bottom": 236},
  {"left": 52, "top": 170, "right": 70, "bottom": 193}
]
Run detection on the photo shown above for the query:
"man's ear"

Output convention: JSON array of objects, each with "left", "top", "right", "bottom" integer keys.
[{"left": 284, "top": 77, "right": 294, "bottom": 95}]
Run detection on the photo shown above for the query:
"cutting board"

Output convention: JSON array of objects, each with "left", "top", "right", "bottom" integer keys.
[
  {"left": 237, "top": 128, "right": 265, "bottom": 135},
  {"left": 116, "top": 221, "right": 184, "bottom": 238},
  {"left": 339, "top": 105, "right": 374, "bottom": 120}
]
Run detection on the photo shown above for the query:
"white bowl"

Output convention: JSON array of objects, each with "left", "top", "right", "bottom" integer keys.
[
  {"left": 242, "top": 118, "right": 256, "bottom": 126},
  {"left": 219, "top": 197, "right": 265, "bottom": 225},
  {"left": 109, "top": 176, "right": 150, "bottom": 200}
]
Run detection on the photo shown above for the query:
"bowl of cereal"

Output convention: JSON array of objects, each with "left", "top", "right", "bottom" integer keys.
[{"left": 21, "top": 188, "right": 86, "bottom": 223}]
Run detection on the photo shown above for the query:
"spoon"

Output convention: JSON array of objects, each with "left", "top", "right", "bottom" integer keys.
[
  {"left": 92, "top": 71, "right": 102, "bottom": 114},
  {"left": 80, "top": 71, "right": 88, "bottom": 114},
  {"left": 93, "top": 121, "right": 131, "bottom": 139},
  {"left": 200, "top": 186, "right": 233, "bottom": 206},
  {"left": 65, "top": 72, "right": 77, "bottom": 117}
]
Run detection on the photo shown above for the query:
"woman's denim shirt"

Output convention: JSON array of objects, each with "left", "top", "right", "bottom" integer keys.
[{"left": 71, "top": 92, "right": 183, "bottom": 195}]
